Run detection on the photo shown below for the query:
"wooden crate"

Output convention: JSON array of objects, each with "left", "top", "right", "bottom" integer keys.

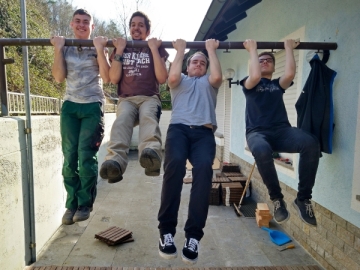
[
  {"left": 209, "top": 183, "right": 221, "bottom": 205},
  {"left": 221, "top": 182, "right": 244, "bottom": 206},
  {"left": 220, "top": 162, "right": 241, "bottom": 173}
]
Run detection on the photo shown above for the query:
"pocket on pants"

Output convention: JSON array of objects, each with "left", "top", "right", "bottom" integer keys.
[
  {"left": 90, "top": 121, "right": 104, "bottom": 151},
  {"left": 156, "top": 105, "right": 162, "bottom": 122}
]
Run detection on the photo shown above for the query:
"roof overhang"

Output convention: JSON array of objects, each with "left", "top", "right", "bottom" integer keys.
[
  {"left": 182, "top": 0, "right": 262, "bottom": 72},
  {"left": 194, "top": 0, "right": 262, "bottom": 41}
]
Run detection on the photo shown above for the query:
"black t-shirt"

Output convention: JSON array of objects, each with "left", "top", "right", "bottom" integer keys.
[{"left": 240, "top": 77, "right": 292, "bottom": 133}]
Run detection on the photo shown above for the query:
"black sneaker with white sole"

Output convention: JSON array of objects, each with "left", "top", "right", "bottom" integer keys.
[
  {"left": 182, "top": 238, "right": 199, "bottom": 265},
  {"left": 293, "top": 198, "right": 317, "bottom": 226},
  {"left": 158, "top": 233, "right": 177, "bottom": 259},
  {"left": 272, "top": 198, "right": 290, "bottom": 224}
]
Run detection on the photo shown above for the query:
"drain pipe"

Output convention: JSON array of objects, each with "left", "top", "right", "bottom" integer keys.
[{"left": 20, "top": 0, "right": 36, "bottom": 264}]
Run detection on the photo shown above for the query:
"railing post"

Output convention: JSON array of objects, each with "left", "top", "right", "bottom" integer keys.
[
  {"left": 0, "top": 45, "right": 9, "bottom": 116},
  {"left": 58, "top": 98, "right": 62, "bottom": 114}
]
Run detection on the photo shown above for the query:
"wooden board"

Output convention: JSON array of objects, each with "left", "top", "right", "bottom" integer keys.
[{"left": 186, "top": 157, "right": 220, "bottom": 170}]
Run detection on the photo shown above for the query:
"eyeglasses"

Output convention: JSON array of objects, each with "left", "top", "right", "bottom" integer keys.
[{"left": 259, "top": 58, "right": 274, "bottom": 64}]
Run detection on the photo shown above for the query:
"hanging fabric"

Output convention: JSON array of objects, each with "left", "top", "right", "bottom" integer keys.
[{"left": 295, "top": 52, "right": 337, "bottom": 154}]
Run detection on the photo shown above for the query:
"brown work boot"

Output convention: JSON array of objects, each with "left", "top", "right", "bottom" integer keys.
[
  {"left": 100, "top": 160, "right": 123, "bottom": 183},
  {"left": 145, "top": 168, "right": 161, "bottom": 176},
  {"left": 139, "top": 148, "right": 161, "bottom": 176}
]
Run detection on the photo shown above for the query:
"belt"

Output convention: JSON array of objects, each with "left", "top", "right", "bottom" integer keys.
[{"left": 189, "top": 125, "right": 212, "bottom": 130}]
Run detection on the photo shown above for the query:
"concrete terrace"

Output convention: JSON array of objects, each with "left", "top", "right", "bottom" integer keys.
[{"left": 27, "top": 150, "right": 322, "bottom": 269}]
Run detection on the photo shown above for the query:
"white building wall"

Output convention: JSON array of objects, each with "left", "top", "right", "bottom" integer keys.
[
  {"left": 216, "top": 0, "right": 360, "bottom": 227},
  {"left": 0, "top": 112, "right": 170, "bottom": 270},
  {"left": 0, "top": 116, "right": 64, "bottom": 270}
]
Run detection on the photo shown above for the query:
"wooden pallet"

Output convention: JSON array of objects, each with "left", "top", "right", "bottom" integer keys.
[
  {"left": 183, "top": 177, "right": 192, "bottom": 184},
  {"left": 212, "top": 176, "right": 230, "bottom": 183},
  {"left": 220, "top": 162, "right": 241, "bottom": 173},
  {"left": 228, "top": 176, "right": 247, "bottom": 182},
  {"left": 29, "top": 266, "right": 322, "bottom": 270},
  {"left": 209, "top": 183, "right": 221, "bottom": 205},
  {"left": 221, "top": 182, "right": 244, "bottom": 206},
  {"left": 95, "top": 226, "right": 133, "bottom": 246},
  {"left": 223, "top": 172, "right": 244, "bottom": 177}
]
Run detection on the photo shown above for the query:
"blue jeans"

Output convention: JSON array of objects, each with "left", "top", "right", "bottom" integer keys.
[
  {"left": 246, "top": 125, "right": 320, "bottom": 201},
  {"left": 158, "top": 124, "right": 215, "bottom": 240}
]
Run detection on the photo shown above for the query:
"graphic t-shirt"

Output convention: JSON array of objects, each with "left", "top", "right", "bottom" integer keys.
[
  {"left": 240, "top": 77, "right": 292, "bottom": 133},
  {"left": 111, "top": 46, "right": 169, "bottom": 98}
]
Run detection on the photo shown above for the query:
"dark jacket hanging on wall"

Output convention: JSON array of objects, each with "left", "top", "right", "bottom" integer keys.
[{"left": 295, "top": 53, "right": 337, "bottom": 154}]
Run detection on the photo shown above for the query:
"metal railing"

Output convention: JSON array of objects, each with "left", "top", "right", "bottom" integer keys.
[
  {"left": 2, "top": 92, "right": 169, "bottom": 116},
  {"left": 5, "top": 92, "right": 119, "bottom": 115},
  {"left": 6, "top": 92, "right": 62, "bottom": 115}
]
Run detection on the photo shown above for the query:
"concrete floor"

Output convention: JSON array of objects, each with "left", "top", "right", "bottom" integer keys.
[{"left": 30, "top": 150, "right": 322, "bottom": 269}]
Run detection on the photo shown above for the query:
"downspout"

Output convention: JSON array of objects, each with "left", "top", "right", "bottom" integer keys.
[{"left": 20, "top": 0, "right": 37, "bottom": 264}]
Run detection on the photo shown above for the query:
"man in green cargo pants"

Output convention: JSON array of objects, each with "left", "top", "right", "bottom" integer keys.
[{"left": 51, "top": 8, "right": 110, "bottom": 225}]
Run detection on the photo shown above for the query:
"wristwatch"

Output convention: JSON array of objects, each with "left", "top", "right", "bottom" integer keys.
[{"left": 113, "top": 54, "right": 124, "bottom": 63}]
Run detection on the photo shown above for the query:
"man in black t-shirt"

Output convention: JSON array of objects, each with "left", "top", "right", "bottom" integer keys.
[{"left": 240, "top": 39, "right": 320, "bottom": 226}]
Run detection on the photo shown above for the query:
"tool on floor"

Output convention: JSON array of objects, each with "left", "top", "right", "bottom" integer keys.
[
  {"left": 261, "top": 226, "right": 292, "bottom": 246},
  {"left": 277, "top": 244, "right": 295, "bottom": 251},
  {"left": 233, "top": 161, "right": 256, "bottom": 217}
]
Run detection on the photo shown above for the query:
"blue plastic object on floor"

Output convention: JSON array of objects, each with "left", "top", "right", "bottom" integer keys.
[{"left": 261, "top": 226, "right": 292, "bottom": 246}]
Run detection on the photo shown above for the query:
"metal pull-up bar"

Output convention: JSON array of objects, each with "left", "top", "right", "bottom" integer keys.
[
  {"left": 0, "top": 38, "right": 338, "bottom": 50},
  {"left": 0, "top": 38, "right": 338, "bottom": 116}
]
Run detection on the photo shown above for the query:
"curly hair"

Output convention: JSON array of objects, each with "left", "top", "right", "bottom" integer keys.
[{"left": 129, "top": 11, "right": 151, "bottom": 32}]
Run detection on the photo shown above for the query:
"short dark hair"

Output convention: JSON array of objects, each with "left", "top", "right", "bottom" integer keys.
[
  {"left": 186, "top": 51, "right": 209, "bottom": 69},
  {"left": 129, "top": 11, "right": 151, "bottom": 32},
  {"left": 72, "top": 9, "right": 92, "bottom": 20},
  {"left": 258, "top": 51, "right": 275, "bottom": 65}
]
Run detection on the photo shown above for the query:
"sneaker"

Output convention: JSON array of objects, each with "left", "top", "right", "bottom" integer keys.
[
  {"left": 158, "top": 233, "right": 177, "bottom": 259},
  {"left": 73, "top": 206, "right": 91, "bottom": 222},
  {"left": 100, "top": 160, "right": 123, "bottom": 183},
  {"left": 293, "top": 198, "right": 317, "bottom": 226},
  {"left": 145, "top": 168, "right": 160, "bottom": 177},
  {"left": 62, "top": 209, "right": 76, "bottom": 225},
  {"left": 139, "top": 148, "right": 161, "bottom": 171},
  {"left": 181, "top": 238, "right": 199, "bottom": 265},
  {"left": 272, "top": 198, "right": 290, "bottom": 224}
]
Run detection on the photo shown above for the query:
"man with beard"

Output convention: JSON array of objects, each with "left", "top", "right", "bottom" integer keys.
[{"left": 100, "top": 11, "right": 169, "bottom": 183}]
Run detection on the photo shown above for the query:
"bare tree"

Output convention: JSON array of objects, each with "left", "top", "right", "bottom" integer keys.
[
  {"left": 47, "top": 0, "right": 74, "bottom": 37},
  {"left": 111, "top": 0, "right": 152, "bottom": 39}
]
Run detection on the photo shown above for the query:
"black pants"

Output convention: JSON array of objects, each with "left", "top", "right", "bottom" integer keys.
[
  {"left": 158, "top": 124, "right": 215, "bottom": 241},
  {"left": 246, "top": 125, "right": 320, "bottom": 201}
]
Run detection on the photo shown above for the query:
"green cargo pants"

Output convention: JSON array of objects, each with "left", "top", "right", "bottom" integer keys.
[{"left": 60, "top": 101, "right": 104, "bottom": 209}]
